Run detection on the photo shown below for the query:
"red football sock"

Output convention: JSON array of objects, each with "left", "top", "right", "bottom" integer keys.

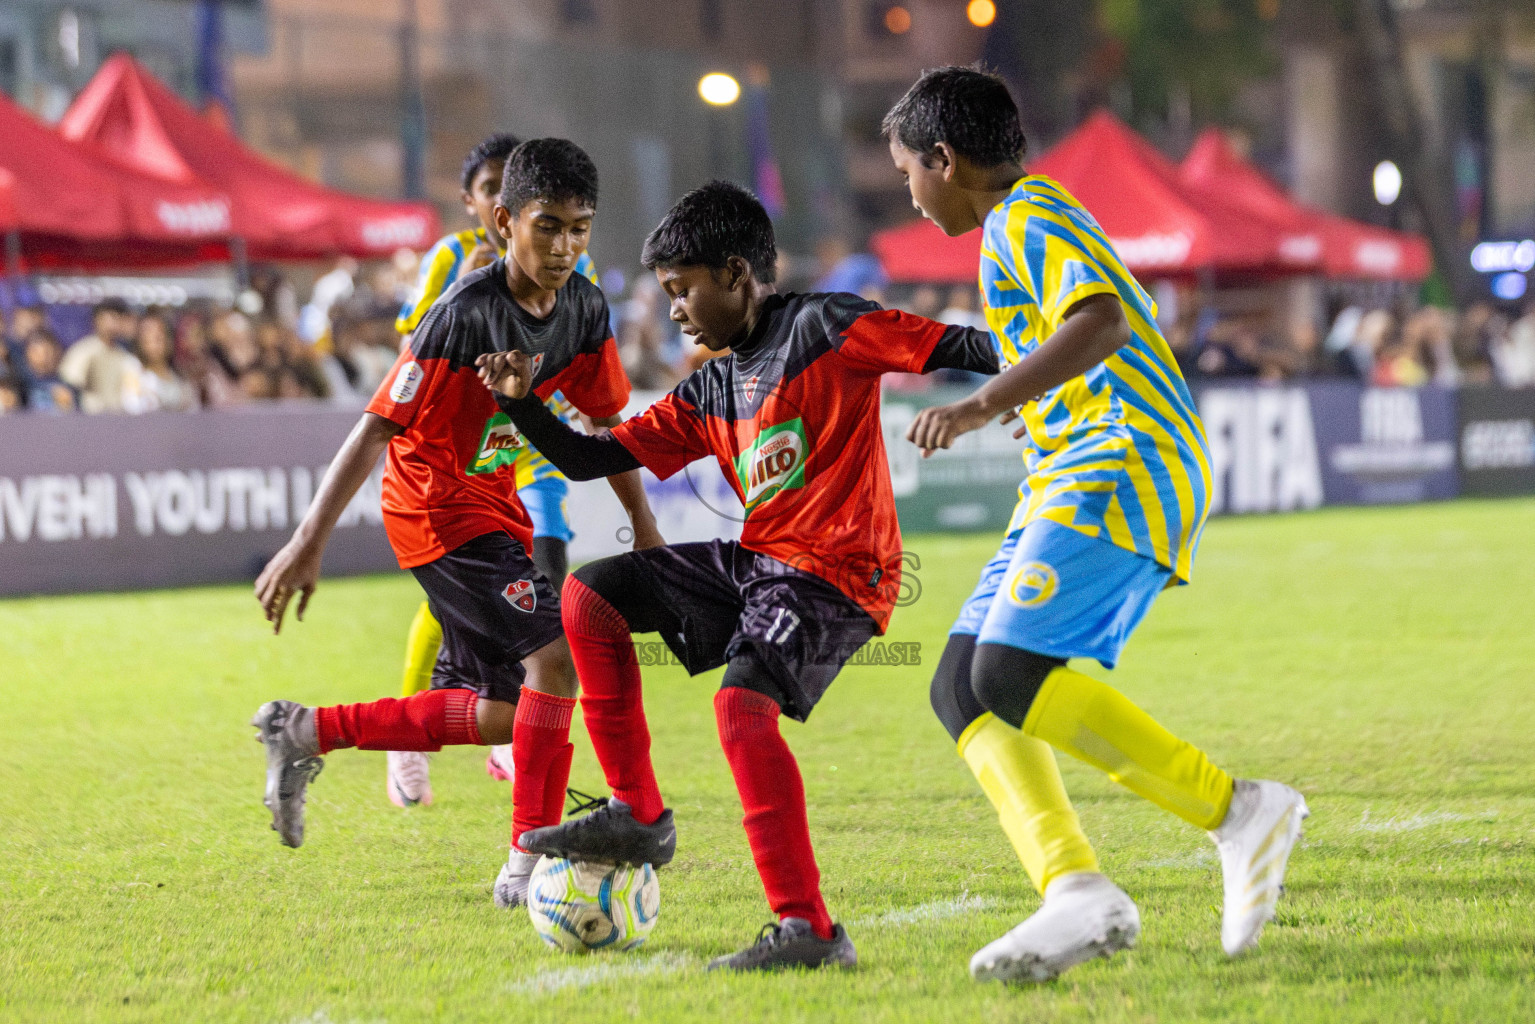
[
  {"left": 511, "top": 688, "right": 577, "bottom": 849},
  {"left": 315, "top": 688, "right": 481, "bottom": 754},
  {"left": 714, "top": 686, "right": 834, "bottom": 940},
  {"left": 542, "top": 743, "right": 575, "bottom": 833},
  {"left": 562, "top": 577, "right": 664, "bottom": 825}
]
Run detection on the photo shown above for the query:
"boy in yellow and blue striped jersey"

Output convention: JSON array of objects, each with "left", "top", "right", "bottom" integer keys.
[
  {"left": 885, "top": 68, "right": 1308, "bottom": 984},
  {"left": 387, "top": 134, "right": 634, "bottom": 808}
]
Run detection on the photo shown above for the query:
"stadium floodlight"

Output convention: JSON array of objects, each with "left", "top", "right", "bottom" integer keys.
[
  {"left": 884, "top": 5, "right": 912, "bottom": 34},
  {"left": 1373, "top": 160, "right": 1402, "bottom": 206},
  {"left": 698, "top": 73, "right": 741, "bottom": 106},
  {"left": 967, "top": 0, "right": 997, "bottom": 27}
]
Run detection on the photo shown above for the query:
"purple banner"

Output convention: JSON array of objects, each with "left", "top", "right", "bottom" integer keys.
[
  {"left": 0, "top": 405, "right": 396, "bottom": 597},
  {"left": 1197, "top": 382, "right": 1458, "bottom": 513}
]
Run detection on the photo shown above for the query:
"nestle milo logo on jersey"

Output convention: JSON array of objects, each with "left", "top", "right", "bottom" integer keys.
[
  {"left": 467, "top": 412, "right": 526, "bottom": 476},
  {"left": 734, "top": 418, "right": 809, "bottom": 511}
]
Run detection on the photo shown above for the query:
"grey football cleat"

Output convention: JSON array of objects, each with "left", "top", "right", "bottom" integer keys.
[
  {"left": 706, "top": 918, "right": 857, "bottom": 973},
  {"left": 251, "top": 700, "right": 323, "bottom": 848},
  {"left": 517, "top": 796, "right": 676, "bottom": 868},
  {"left": 493, "top": 850, "right": 542, "bottom": 908}
]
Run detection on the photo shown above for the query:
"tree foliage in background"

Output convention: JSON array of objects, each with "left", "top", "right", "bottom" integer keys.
[
  {"left": 1104, "top": 0, "right": 1279, "bottom": 128},
  {"left": 986, "top": 0, "right": 1279, "bottom": 145}
]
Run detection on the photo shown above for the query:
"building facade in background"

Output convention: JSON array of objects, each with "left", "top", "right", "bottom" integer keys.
[
  {"left": 226, "top": 0, "right": 990, "bottom": 274},
  {"left": 3, "top": 0, "right": 1531, "bottom": 293},
  {"left": 0, "top": 0, "right": 265, "bottom": 121}
]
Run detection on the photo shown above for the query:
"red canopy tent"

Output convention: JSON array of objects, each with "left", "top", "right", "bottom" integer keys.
[
  {"left": 60, "top": 54, "right": 440, "bottom": 261},
  {"left": 1029, "top": 110, "right": 1281, "bottom": 273},
  {"left": 1179, "top": 129, "right": 1430, "bottom": 281},
  {"left": 0, "top": 169, "right": 15, "bottom": 232},
  {"left": 869, "top": 217, "right": 991, "bottom": 284},
  {"left": 873, "top": 110, "right": 1283, "bottom": 285},
  {"left": 0, "top": 91, "right": 232, "bottom": 270}
]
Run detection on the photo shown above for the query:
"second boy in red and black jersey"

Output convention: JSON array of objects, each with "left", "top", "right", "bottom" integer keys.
[
  {"left": 477, "top": 181, "right": 996, "bottom": 972},
  {"left": 249, "top": 140, "right": 657, "bottom": 913},
  {"left": 365, "top": 255, "right": 626, "bottom": 703}
]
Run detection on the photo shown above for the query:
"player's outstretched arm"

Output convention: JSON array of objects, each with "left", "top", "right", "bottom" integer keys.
[
  {"left": 255, "top": 412, "right": 402, "bottom": 633},
  {"left": 476, "top": 353, "right": 643, "bottom": 482},
  {"left": 905, "top": 293, "right": 1129, "bottom": 456}
]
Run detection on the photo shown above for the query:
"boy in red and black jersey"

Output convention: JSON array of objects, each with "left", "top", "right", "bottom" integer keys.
[
  {"left": 478, "top": 181, "right": 997, "bottom": 970},
  {"left": 249, "top": 140, "right": 659, "bottom": 908}
]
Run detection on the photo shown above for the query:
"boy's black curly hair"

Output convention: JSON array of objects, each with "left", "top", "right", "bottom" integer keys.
[
  {"left": 499, "top": 138, "right": 599, "bottom": 214},
  {"left": 460, "top": 132, "right": 520, "bottom": 193},
  {"left": 641, "top": 180, "right": 777, "bottom": 284},
  {"left": 882, "top": 66, "right": 1026, "bottom": 167}
]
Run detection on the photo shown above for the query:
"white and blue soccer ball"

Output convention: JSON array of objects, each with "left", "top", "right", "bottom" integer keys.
[{"left": 527, "top": 855, "right": 660, "bottom": 954}]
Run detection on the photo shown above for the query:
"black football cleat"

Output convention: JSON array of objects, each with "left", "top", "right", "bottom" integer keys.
[
  {"left": 706, "top": 918, "right": 858, "bottom": 973},
  {"left": 516, "top": 796, "right": 676, "bottom": 867}
]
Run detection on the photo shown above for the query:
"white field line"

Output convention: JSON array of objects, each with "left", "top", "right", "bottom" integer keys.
[
  {"left": 851, "top": 893, "right": 998, "bottom": 929},
  {"left": 286, "top": 1012, "right": 386, "bottom": 1024},
  {"left": 1356, "top": 809, "right": 1496, "bottom": 833},
  {"left": 1134, "top": 850, "right": 1217, "bottom": 870},
  {"left": 506, "top": 952, "right": 693, "bottom": 997}
]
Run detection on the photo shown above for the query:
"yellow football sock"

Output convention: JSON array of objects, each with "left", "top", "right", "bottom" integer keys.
[
  {"left": 958, "top": 712, "right": 1100, "bottom": 894},
  {"left": 1022, "top": 666, "right": 1234, "bottom": 830},
  {"left": 399, "top": 602, "right": 443, "bottom": 698}
]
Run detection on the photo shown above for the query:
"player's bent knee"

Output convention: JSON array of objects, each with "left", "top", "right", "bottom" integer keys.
[
  {"left": 570, "top": 553, "right": 674, "bottom": 635},
  {"left": 522, "top": 635, "right": 579, "bottom": 698},
  {"left": 970, "top": 643, "right": 1065, "bottom": 730},
  {"left": 570, "top": 554, "right": 632, "bottom": 604},
  {"left": 475, "top": 697, "right": 518, "bottom": 745},
  {"left": 930, "top": 633, "right": 986, "bottom": 743},
  {"left": 719, "top": 650, "right": 788, "bottom": 711}
]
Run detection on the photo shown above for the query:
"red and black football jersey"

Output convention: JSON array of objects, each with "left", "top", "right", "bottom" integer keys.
[
  {"left": 610, "top": 292, "right": 988, "bottom": 629},
  {"left": 367, "top": 259, "right": 628, "bottom": 568}
]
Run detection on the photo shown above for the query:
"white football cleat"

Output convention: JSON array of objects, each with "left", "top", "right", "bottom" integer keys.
[
  {"left": 386, "top": 750, "right": 433, "bottom": 807},
  {"left": 485, "top": 744, "right": 516, "bottom": 783},
  {"left": 1210, "top": 779, "right": 1309, "bottom": 956},
  {"left": 970, "top": 872, "right": 1140, "bottom": 984}
]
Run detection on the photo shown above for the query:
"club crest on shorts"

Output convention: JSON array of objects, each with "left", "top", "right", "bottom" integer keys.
[
  {"left": 503, "top": 579, "right": 537, "bottom": 613},
  {"left": 1008, "top": 561, "right": 1059, "bottom": 609}
]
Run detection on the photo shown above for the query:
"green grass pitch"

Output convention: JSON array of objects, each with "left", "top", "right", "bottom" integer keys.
[{"left": 2, "top": 499, "right": 1533, "bottom": 1023}]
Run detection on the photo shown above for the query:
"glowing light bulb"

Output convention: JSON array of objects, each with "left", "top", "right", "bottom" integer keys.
[
  {"left": 698, "top": 73, "right": 741, "bottom": 106},
  {"left": 1373, "top": 160, "right": 1403, "bottom": 206}
]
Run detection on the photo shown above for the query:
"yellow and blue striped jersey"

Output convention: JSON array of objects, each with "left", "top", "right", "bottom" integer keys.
[
  {"left": 980, "top": 175, "right": 1212, "bottom": 583},
  {"left": 396, "top": 228, "right": 601, "bottom": 488}
]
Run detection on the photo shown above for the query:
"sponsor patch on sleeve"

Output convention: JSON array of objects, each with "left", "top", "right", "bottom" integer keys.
[{"left": 390, "top": 361, "right": 424, "bottom": 403}]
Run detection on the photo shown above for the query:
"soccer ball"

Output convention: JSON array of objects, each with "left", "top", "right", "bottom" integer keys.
[{"left": 527, "top": 855, "right": 660, "bottom": 954}]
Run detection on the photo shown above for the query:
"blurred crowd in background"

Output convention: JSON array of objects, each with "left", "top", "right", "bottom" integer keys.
[{"left": 5, "top": 243, "right": 1535, "bottom": 417}]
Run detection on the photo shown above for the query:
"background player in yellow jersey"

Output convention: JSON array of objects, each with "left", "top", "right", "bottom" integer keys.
[
  {"left": 387, "top": 133, "right": 662, "bottom": 806},
  {"left": 885, "top": 68, "right": 1309, "bottom": 984}
]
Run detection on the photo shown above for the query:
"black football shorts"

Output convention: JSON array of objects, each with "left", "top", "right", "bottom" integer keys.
[
  {"left": 409, "top": 531, "right": 564, "bottom": 704},
  {"left": 579, "top": 540, "right": 880, "bottom": 722}
]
